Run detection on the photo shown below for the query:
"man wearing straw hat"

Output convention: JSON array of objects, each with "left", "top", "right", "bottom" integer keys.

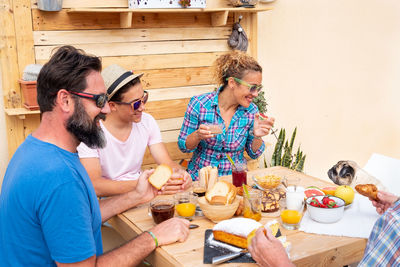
[
  {"left": 0, "top": 46, "right": 190, "bottom": 266},
  {"left": 77, "top": 64, "right": 191, "bottom": 197}
]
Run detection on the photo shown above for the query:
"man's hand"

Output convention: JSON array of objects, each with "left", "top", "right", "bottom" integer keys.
[
  {"left": 249, "top": 228, "right": 293, "bottom": 267},
  {"left": 161, "top": 169, "right": 192, "bottom": 194},
  {"left": 133, "top": 169, "right": 158, "bottom": 204},
  {"left": 253, "top": 114, "right": 275, "bottom": 138},
  {"left": 372, "top": 191, "right": 398, "bottom": 214},
  {"left": 150, "top": 217, "right": 190, "bottom": 246}
]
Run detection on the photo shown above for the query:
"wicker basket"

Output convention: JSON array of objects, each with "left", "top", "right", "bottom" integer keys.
[{"left": 198, "top": 196, "right": 240, "bottom": 223}]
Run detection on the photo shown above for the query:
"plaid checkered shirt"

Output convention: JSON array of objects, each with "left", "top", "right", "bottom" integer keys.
[
  {"left": 178, "top": 87, "right": 265, "bottom": 180},
  {"left": 358, "top": 199, "right": 400, "bottom": 266}
]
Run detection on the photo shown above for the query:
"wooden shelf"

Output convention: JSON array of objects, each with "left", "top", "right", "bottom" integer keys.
[
  {"left": 5, "top": 108, "right": 40, "bottom": 119},
  {"left": 67, "top": 6, "right": 272, "bottom": 27}
]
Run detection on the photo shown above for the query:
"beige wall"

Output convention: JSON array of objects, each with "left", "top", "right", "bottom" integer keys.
[{"left": 258, "top": 0, "right": 400, "bottom": 180}]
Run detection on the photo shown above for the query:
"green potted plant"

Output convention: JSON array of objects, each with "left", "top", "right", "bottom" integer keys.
[{"left": 253, "top": 91, "right": 306, "bottom": 172}]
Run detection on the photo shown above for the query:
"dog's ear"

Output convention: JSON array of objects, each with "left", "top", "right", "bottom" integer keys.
[{"left": 339, "top": 164, "right": 355, "bottom": 178}]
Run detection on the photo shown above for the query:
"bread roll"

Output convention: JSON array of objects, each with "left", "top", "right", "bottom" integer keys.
[
  {"left": 355, "top": 184, "right": 379, "bottom": 200},
  {"left": 148, "top": 164, "right": 173, "bottom": 190}
]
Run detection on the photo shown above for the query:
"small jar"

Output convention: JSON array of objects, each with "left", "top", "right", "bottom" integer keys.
[{"left": 243, "top": 190, "right": 262, "bottom": 221}]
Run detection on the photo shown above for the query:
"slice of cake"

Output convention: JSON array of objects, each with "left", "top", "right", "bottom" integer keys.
[{"left": 213, "top": 218, "right": 262, "bottom": 248}]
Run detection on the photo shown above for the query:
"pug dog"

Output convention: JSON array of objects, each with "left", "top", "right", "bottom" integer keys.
[{"left": 328, "top": 160, "right": 387, "bottom": 191}]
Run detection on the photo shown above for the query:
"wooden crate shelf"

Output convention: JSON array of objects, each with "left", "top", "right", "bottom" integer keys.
[
  {"left": 67, "top": 6, "right": 272, "bottom": 27},
  {"left": 5, "top": 108, "right": 40, "bottom": 120}
]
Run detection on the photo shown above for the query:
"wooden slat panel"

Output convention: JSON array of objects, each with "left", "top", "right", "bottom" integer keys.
[
  {"left": 34, "top": 40, "right": 229, "bottom": 60},
  {"left": 31, "top": 0, "right": 128, "bottom": 8},
  {"left": 148, "top": 85, "right": 214, "bottom": 100},
  {"left": 1, "top": 0, "right": 28, "bottom": 157},
  {"left": 161, "top": 130, "right": 180, "bottom": 143},
  {"left": 142, "top": 142, "right": 191, "bottom": 165},
  {"left": 140, "top": 67, "right": 214, "bottom": 89},
  {"left": 33, "top": 0, "right": 230, "bottom": 9},
  {"left": 103, "top": 52, "right": 224, "bottom": 70},
  {"left": 156, "top": 117, "right": 184, "bottom": 131},
  {"left": 146, "top": 99, "right": 189, "bottom": 120},
  {"left": 33, "top": 27, "right": 231, "bottom": 45},
  {"left": 14, "top": 0, "right": 35, "bottom": 75},
  {"left": 23, "top": 115, "right": 40, "bottom": 138},
  {"left": 37, "top": 52, "right": 225, "bottom": 70},
  {"left": 32, "top": 10, "right": 234, "bottom": 31}
]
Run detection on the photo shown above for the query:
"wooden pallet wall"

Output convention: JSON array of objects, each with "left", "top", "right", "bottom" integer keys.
[{"left": 2, "top": 0, "right": 260, "bottom": 167}]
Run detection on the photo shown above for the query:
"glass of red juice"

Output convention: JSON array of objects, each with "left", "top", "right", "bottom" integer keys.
[{"left": 232, "top": 162, "right": 247, "bottom": 187}]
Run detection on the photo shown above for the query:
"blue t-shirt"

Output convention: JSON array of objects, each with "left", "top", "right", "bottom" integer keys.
[{"left": 0, "top": 135, "right": 103, "bottom": 266}]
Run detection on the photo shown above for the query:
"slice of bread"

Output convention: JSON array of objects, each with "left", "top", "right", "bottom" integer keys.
[
  {"left": 207, "top": 167, "right": 218, "bottom": 192},
  {"left": 148, "top": 164, "right": 173, "bottom": 190},
  {"left": 206, "top": 181, "right": 237, "bottom": 205}
]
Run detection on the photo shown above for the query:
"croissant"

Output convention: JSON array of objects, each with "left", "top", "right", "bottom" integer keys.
[{"left": 355, "top": 184, "right": 379, "bottom": 201}]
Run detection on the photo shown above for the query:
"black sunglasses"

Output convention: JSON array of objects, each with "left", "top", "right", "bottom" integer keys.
[
  {"left": 113, "top": 91, "right": 149, "bottom": 111},
  {"left": 69, "top": 91, "right": 108, "bottom": 108}
]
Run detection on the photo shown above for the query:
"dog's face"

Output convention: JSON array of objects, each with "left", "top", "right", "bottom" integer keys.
[{"left": 327, "top": 160, "right": 357, "bottom": 186}]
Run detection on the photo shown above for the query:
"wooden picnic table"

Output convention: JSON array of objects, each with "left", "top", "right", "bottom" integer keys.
[{"left": 109, "top": 166, "right": 367, "bottom": 266}]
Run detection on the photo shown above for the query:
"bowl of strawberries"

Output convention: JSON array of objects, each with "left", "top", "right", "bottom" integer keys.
[{"left": 306, "top": 195, "right": 345, "bottom": 223}]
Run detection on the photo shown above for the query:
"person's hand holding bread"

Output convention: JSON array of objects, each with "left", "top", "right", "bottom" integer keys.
[
  {"left": 130, "top": 169, "right": 158, "bottom": 205},
  {"left": 148, "top": 164, "right": 192, "bottom": 195},
  {"left": 161, "top": 168, "right": 192, "bottom": 194},
  {"left": 355, "top": 184, "right": 399, "bottom": 215},
  {"left": 371, "top": 191, "right": 398, "bottom": 215}
]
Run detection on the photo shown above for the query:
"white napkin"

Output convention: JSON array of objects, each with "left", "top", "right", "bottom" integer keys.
[{"left": 299, "top": 194, "right": 379, "bottom": 238}]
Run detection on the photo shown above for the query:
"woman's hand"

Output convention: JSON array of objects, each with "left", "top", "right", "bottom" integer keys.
[
  {"left": 253, "top": 114, "right": 275, "bottom": 138},
  {"left": 195, "top": 124, "right": 215, "bottom": 140}
]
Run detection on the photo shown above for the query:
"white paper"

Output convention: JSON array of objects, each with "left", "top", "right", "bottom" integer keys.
[
  {"left": 363, "top": 153, "right": 400, "bottom": 196},
  {"left": 299, "top": 194, "right": 379, "bottom": 238}
]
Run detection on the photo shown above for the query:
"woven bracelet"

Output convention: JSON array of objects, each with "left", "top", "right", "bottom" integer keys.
[{"left": 146, "top": 231, "right": 158, "bottom": 248}]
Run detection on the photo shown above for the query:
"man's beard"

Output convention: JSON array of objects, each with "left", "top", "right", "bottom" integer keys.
[{"left": 66, "top": 100, "right": 106, "bottom": 149}]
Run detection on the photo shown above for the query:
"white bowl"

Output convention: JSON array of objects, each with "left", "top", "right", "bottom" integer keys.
[{"left": 306, "top": 195, "right": 345, "bottom": 224}]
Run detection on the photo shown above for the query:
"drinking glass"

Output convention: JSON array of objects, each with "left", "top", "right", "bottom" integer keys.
[
  {"left": 205, "top": 123, "right": 224, "bottom": 134},
  {"left": 243, "top": 190, "right": 262, "bottom": 221},
  {"left": 280, "top": 194, "right": 304, "bottom": 230},
  {"left": 174, "top": 192, "right": 198, "bottom": 221},
  {"left": 192, "top": 181, "right": 206, "bottom": 197},
  {"left": 149, "top": 198, "right": 175, "bottom": 224},
  {"left": 232, "top": 162, "right": 247, "bottom": 187}
]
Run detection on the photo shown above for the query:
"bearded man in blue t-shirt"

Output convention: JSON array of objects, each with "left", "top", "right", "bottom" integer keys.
[{"left": 0, "top": 46, "right": 190, "bottom": 266}]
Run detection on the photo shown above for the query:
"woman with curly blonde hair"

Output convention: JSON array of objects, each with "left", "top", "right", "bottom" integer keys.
[{"left": 178, "top": 50, "right": 275, "bottom": 180}]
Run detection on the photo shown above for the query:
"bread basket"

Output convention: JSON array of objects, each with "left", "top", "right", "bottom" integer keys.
[{"left": 198, "top": 196, "right": 240, "bottom": 223}]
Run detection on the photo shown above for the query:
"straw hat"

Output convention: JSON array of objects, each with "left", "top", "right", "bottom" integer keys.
[{"left": 102, "top": 64, "right": 144, "bottom": 99}]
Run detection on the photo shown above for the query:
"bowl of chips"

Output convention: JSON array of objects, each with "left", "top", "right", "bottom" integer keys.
[{"left": 252, "top": 174, "right": 282, "bottom": 190}]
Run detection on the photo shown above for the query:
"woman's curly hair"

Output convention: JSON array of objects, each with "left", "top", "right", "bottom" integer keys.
[{"left": 213, "top": 50, "right": 262, "bottom": 90}]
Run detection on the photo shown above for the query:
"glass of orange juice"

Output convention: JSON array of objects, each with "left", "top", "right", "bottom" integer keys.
[
  {"left": 280, "top": 199, "right": 304, "bottom": 230},
  {"left": 174, "top": 192, "right": 198, "bottom": 221},
  {"left": 243, "top": 190, "right": 262, "bottom": 221}
]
